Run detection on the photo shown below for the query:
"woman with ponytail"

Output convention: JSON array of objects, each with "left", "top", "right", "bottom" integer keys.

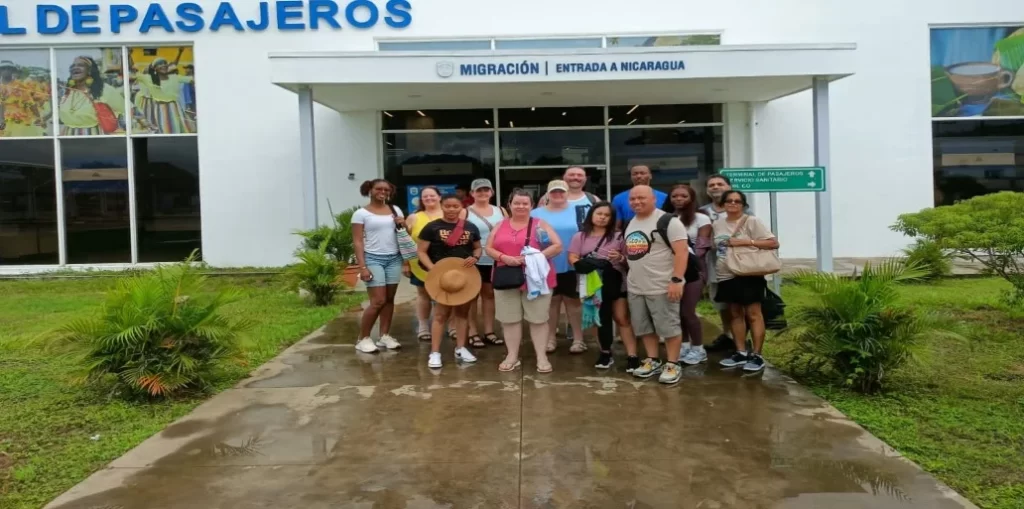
[{"left": 351, "top": 179, "right": 407, "bottom": 354}]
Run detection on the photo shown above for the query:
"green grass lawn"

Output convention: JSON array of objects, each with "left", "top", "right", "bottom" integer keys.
[
  {"left": 0, "top": 275, "right": 363, "bottom": 509},
  {"left": 766, "top": 277, "right": 1024, "bottom": 509}
]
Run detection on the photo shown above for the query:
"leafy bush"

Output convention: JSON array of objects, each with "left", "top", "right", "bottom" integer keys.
[
  {"left": 287, "top": 240, "right": 342, "bottom": 306},
  {"left": 295, "top": 205, "right": 359, "bottom": 265},
  {"left": 782, "top": 259, "right": 955, "bottom": 394},
  {"left": 892, "top": 191, "right": 1024, "bottom": 304},
  {"left": 901, "top": 239, "right": 953, "bottom": 281},
  {"left": 55, "top": 252, "right": 249, "bottom": 398}
]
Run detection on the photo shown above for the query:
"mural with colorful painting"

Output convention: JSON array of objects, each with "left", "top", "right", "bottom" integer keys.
[
  {"left": 0, "top": 50, "right": 53, "bottom": 138},
  {"left": 931, "top": 26, "right": 1024, "bottom": 117},
  {"left": 129, "top": 46, "right": 196, "bottom": 134},
  {"left": 54, "top": 48, "right": 128, "bottom": 136}
]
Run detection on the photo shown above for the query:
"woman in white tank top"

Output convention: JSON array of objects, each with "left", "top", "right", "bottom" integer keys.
[{"left": 464, "top": 178, "right": 508, "bottom": 347}]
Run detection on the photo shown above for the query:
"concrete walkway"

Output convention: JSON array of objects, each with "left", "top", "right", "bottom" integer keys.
[{"left": 46, "top": 304, "right": 977, "bottom": 509}]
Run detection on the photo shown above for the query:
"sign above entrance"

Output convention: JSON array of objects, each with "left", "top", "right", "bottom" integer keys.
[
  {"left": 719, "top": 167, "right": 827, "bottom": 193},
  {"left": 441, "top": 58, "right": 686, "bottom": 78},
  {"left": 0, "top": 0, "right": 412, "bottom": 36}
]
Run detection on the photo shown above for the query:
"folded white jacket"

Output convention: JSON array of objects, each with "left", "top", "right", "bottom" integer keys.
[{"left": 522, "top": 246, "right": 551, "bottom": 300}]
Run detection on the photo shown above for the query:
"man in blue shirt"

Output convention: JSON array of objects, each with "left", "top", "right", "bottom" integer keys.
[{"left": 612, "top": 165, "right": 667, "bottom": 228}]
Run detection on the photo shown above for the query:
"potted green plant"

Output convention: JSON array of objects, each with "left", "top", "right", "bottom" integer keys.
[{"left": 294, "top": 205, "right": 361, "bottom": 288}]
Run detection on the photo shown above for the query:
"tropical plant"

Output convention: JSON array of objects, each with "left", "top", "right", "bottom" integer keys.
[
  {"left": 295, "top": 205, "right": 359, "bottom": 265},
  {"left": 54, "top": 251, "right": 249, "bottom": 398},
  {"left": 287, "top": 240, "right": 342, "bottom": 306},
  {"left": 781, "top": 259, "right": 955, "bottom": 394},
  {"left": 892, "top": 191, "right": 1024, "bottom": 304},
  {"left": 900, "top": 238, "right": 953, "bottom": 281}
]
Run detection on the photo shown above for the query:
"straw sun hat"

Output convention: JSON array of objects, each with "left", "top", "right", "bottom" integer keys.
[{"left": 425, "top": 257, "right": 482, "bottom": 306}]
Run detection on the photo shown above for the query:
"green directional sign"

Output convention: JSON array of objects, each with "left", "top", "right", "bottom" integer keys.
[{"left": 718, "top": 167, "right": 826, "bottom": 193}]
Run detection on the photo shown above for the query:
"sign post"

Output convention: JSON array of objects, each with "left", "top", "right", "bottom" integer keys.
[{"left": 718, "top": 166, "right": 829, "bottom": 295}]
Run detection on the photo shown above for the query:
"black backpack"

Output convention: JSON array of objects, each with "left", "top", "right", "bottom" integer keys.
[{"left": 623, "top": 214, "right": 701, "bottom": 283}]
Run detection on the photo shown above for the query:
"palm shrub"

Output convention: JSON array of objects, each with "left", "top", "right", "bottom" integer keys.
[
  {"left": 56, "top": 252, "right": 248, "bottom": 398},
  {"left": 900, "top": 239, "right": 953, "bottom": 281},
  {"left": 295, "top": 205, "right": 359, "bottom": 265},
  {"left": 782, "top": 259, "right": 952, "bottom": 394},
  {"left": 287, "top": 240, "right": 341, "bottom": 306}
]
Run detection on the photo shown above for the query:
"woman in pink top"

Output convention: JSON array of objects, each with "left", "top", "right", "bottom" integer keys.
[
  {"left": 485, "top": 189, "right": 562, "bottom": 373},
  {"left": 567, "top": 202, "right": 638, "bottom": 371}
]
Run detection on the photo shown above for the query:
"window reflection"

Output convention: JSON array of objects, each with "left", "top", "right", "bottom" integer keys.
[
  {"left": 608, "top": 104, "right": 721, "bottom": 125},
  {"left": 499, "top": 130, "right": 605, "bottom": 167},
  {"left": 494, "top": 38, "right": 602, "bottom": 50},
  {"left": 0, "top": 49, "right": 53, "bottom": 138},
  {"left": 0, "top": 140, "right": 58, "bottom": 264},
  {"left": 932, "top": 120, "right": 1024, "bottom": 205},
  {"left": 498, "top": 107, "right": 604, "bottom": 128},
  {"left": 62, "top": 138, "right": 131, "bottom": 263},
  {"left": 383, "top": 131, "right": 495, "bottom": 212},
  {"left": 606, "top": 34, "right": 722, "bottom": 47},
  {"left": 382, "top": 109, "right": 492, "bottom": 130},
  {"left": 609, "top": 127, "right": 723, "bottom": 203},
  {"left": 133, "top": 137, "right": 201, "bottom": 262}
]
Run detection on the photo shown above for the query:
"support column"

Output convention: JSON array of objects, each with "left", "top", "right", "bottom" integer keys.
[
  {"left": 298, "top": 86, "right": 319, "bottom": 229},
  {"left": 812, "top": 77, "right": 834, "bottom": 272}
]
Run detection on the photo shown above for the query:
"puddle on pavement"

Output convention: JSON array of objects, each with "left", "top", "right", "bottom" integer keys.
[{"left": 48, "top": 309, "right": 968, "bottom": 509}]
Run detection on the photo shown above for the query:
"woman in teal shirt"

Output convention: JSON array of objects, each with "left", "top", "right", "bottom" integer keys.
[{"left": 531, "top": 180, "right": 587, "bottom": 354}]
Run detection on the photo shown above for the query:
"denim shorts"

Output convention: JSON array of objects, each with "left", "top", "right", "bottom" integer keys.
[{"left": 364, "top": 252, "right": 403, "bottom": 288}]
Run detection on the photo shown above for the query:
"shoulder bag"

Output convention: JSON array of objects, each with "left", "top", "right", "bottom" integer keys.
[
  {"left": 724, "top": 215, "right": 782, "bottom": 276},
  {"left": 392, "top": 206, "right": 419, "bottom": 261},
  {"left": 492, "top": 218, "right": 533, "bottom": 290}
]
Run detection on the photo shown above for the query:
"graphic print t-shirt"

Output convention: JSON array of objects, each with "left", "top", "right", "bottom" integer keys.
[
  {"left": 623, "top": 210, "right": 688, "bottom": 295},
  {"left": 418, "top": 220, "right": 482, "bottom": 265},
  {"left": 569, "top": 194, "right": 596, "bottom": 228}
]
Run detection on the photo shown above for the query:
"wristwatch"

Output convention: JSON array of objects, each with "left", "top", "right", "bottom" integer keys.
[{"left": 670, "top": 276, "right": 684, "bottom": 284}]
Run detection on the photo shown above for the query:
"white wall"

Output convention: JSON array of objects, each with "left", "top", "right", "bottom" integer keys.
[{"left": 5, "top": 0, "right": 1023, "bottom": 265}]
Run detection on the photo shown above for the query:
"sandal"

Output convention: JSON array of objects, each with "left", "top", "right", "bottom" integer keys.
[
  {"left": 545, "top": 338, "right": 557, "bottom": 353},
  {"left": 498, "top": 359, "right": 521, "bottom": 372},
  {"left": 569, "top": 342, "right": 587, "bottom": 354},
  {"left": 537, "top": 361, "right": 553, "bottom": 374},
  {"left": 484, "top": 333, "right": 504, "bottom": 346},
  {"left": 417, "top": 333, "right": 431, "bottom": 342},
  {"left": 469, "top": 335, "right": 485, "bottom": 348}
]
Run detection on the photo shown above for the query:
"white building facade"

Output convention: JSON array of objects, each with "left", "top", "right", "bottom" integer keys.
[{"left": 1, "top": 0, "right": 1022, "bottom": 271}]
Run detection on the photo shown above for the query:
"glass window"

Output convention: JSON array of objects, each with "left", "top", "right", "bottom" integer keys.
[
  {"left": 932, "top": 120, "right": 1024, "bottom": 206},
  {"left": 61, "top": 138, "right": 130, "bottom": 263},
  {"left": 383, "top": 131, "right": 495, "bottom": 212},
  {"left": 0, "top": 49, "right": 53, "bottom": 138},
  {"left": 498, "top": 107, "right": 604, "bottom": 128},
  {"left": 499, "top": 130, "right": 605, "bottom": 167},
  {"left": 608, "top": 127, "right": 723, "bottom": 203},
  {"left": 378, "top": 40, "right": 491, "bottom": 51},
  {"left": 608, "top": 104, "right": 722, "bottom": 126},
  {"left": 128, "top": 46, "right": 197, "bottom": 134},
  {"left": 55, "top": 48, "right": 128, "bottom": 136},
  {"left": 382, "top": 109, "right": 493, "bottom": 130},
  {"left": 494, "top": 38, "right": 603, "bottom": 50},
  {"left": 133, "top": 137, "right": 201, "bottom": 262},
  {"left": 0, "top": 140, "right": 58, "bottom": 265},
  {"left": 607, "top": 34, "right": 722, "bottom": 47}
]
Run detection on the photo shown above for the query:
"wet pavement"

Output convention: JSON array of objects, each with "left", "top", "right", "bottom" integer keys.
[{"left": 46, "top": 306, "right": 976, "bottom": 509}]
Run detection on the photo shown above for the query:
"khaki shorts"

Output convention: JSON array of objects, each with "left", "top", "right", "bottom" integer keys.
[
  {"left": 628, "top": 293, "right": 682, "bottom": 339},
  {"left": 495, "top": 289, "right": 552, "bottom": 325}
]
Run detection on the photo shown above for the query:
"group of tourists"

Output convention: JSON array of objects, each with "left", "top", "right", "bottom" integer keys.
[{"left": 349, "top": 166, "right": 780, "bottom": 384}]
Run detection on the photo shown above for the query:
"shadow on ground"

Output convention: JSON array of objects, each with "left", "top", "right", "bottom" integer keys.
[{"left": 46, "top": 305, "right": 976, "bottom": 509}]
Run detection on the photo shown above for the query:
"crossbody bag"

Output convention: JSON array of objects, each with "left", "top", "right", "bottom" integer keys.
[{"left": 492, "top": 218, "right": 534, "bottom": 290}]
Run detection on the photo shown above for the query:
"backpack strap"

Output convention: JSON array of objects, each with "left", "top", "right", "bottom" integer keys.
[{"left": 654, "top": 214, "right": 676, "bottom": 254}]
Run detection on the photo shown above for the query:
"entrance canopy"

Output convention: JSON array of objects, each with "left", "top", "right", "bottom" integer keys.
[
  {"left": 271, "top": 43, "right": 856, "bottom": 272},
  {"left": 269, "top": 43, "right": 856, "bottom": 111}
]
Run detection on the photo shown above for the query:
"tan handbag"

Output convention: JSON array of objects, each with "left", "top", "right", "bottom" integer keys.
[{"left": 724, "top": 215, "right": 781, "bottom": 276}]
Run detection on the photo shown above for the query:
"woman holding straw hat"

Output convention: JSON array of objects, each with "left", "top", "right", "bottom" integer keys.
[{"left": 418, "top": 194, "right": 483, "bottom": 369}]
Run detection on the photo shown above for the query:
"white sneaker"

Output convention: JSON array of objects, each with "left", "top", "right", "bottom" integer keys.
[
  {"left": 455, "top": 347, "right": 478, "bottom": 363},
  {"left": 375, "top": 334, "right": 401, "bottom": 350},
  {"left": 681, "top": 346, "right": 708, "bottom": 365},
  {"left": 427, "top": 352, "right": 442, "bottom": 368},
  {"left": 679, "top": 342, "right": 692, "bottom": 359},
  {"left": 355, "top": 337, "right": 379, "bottom": 353}
]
